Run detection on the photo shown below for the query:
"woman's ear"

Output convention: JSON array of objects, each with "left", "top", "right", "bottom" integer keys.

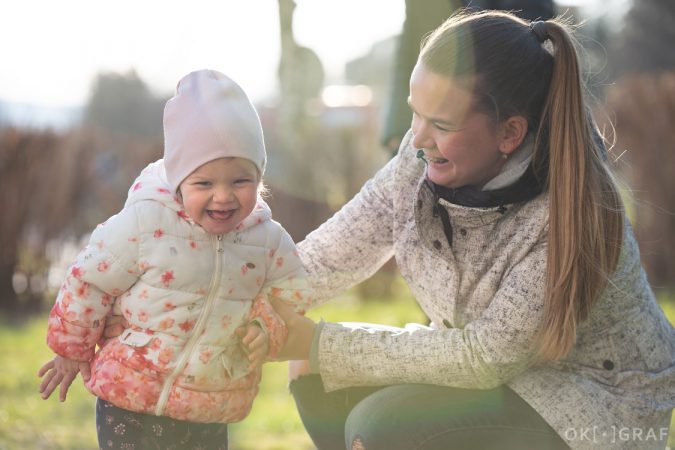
[{"left": 499, "top": 115, "right": 529, "bottom": 155}]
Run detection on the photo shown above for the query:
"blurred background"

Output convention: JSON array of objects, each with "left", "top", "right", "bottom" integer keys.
[{"left": 1, "top": 0, "right": 673, "bottom": 449}]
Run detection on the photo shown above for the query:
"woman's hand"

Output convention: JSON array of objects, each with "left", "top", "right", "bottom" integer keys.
[
  {"left": 102, "top": 314, "right": 129, "bottom": 340},
  {"left": 269, "top": 298, "right": 317, "bottom": 360}
]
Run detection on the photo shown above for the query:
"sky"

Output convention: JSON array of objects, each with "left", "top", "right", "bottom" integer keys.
[
  {"left": 1, "top": 0, "right": 629, "bottom": 113},
  {"left": 1, "top": 0, "right": 406, "bottom": 108}
]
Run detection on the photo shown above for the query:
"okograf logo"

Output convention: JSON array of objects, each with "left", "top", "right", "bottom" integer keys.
[{"left": 563, "top": 426, "right": 669, "bottom": 445}]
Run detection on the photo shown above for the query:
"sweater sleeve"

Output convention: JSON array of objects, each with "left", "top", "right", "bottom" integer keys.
[
  {"left": 46, "top": 206, "right": 142, "bottom": 361},
  {"left": 297, "top": 154, "right": 399, "bottom": 304},
  {"left": 315, "top": 235, "right": 548, "bottom": 392}
]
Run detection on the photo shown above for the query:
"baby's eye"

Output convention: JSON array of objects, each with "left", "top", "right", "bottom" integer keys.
[
  {"left": 195, "top": 181, "right": 212, "bottom": 187},
  {"left": 234, "top": 179, "right": 253, "bottom": 185}
]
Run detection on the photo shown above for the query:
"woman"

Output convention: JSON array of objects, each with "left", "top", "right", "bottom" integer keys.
[{"left": 270, "top": 10, "right": 675, "bottom": 450}]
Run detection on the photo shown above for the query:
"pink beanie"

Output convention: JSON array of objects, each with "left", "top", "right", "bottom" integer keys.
[{"left": 163, "top": 69, "right": 266, "bottom": 191}]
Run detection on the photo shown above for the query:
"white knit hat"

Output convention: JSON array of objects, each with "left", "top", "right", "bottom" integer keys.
[{"left": 163, "top": 69, "right": 266, "bottom": 191}]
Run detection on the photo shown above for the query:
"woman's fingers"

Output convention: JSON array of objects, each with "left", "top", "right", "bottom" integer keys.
[
  {"left": 102, "top": 321, "right": 124, "bottom": 339},
  {"left": 241, "top": 326, "right": 258, "bottom": 346},
  {"left": 247, "top": 332, "right": 266, "bottom": 350},
  {"left": 248, "top": 347, "right": 267, "bottom": 371},
  {"left": 269, "top": 298, "right": 299, "bottom": 324},
  {"left": 106, "top": 314, "right": 122, "bottom": 326},
  {"left": 103, "top": 314, "right": 131, "bottom": 339}
]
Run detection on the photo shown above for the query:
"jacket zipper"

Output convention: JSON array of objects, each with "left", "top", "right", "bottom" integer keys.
[{"left": 154, "top": 234, "right": 223, "bottom": 416}]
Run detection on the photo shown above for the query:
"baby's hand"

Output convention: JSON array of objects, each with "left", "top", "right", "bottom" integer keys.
[
  {"left": 38, "top": 356, "right": 91, "bottom": 402},
  {"left": 237, "top": 322, "right": 269, "bottom": 372}
]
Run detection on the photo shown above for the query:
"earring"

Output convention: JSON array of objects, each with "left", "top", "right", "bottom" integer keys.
[{"left": 501, "top": 152, "right": 508, "bottom": 160}]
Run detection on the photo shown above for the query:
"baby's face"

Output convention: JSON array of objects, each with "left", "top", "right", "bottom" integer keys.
[{"left": 179, "top": 157, "right": 259, "bottom": 235}]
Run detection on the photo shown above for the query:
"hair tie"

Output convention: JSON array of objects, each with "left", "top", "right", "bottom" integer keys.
[{"left": 530, "top": 21, "right": 548, "bottom": 43}]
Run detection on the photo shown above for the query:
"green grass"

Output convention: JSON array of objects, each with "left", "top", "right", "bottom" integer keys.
[
  {"left": 0, "top": 286, "right": 427, "bottom": 450},
  {"left": 1, "top": 285, "right": 673, "bottom": 449}
]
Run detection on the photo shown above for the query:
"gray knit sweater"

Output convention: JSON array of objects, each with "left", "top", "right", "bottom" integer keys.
[{"left": 298, "top": 131, "right": 675, "bottom": 450}]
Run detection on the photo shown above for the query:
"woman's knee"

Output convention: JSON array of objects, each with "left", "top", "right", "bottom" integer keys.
[
  {"left": 343, "top": 384, "right": 569, "bottom": 450},
  {"left": 289, "top": 374, "right": 325, "bottom": 411},
  {"left": 343, "top": 386, "right": 418, "bottom": 450}
]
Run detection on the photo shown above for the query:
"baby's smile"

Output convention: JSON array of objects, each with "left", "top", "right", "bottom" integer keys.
[{"left": 207, "top": 209, "right": 236, "bottom": 221}]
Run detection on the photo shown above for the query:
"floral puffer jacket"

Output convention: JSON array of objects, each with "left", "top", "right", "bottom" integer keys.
[{"left": 47, "top": 160, "right": 312, "bottom": 424}]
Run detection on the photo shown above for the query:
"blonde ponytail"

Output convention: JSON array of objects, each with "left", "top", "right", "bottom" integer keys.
[{"left": 533, "top": 20, "right": 624, "bottom": 360}]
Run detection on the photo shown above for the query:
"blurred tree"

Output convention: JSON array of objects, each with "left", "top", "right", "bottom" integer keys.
[
  {"left": 606, "top": 74, "right": 675, "bottom": 290},
  {"left": 1, "top": 70, "right": 167, "bottom": 314},
  {"left": 0, "top": 101, "right": 6, "bottom": 127},
  {"left": 274, "top": 0, "right": 326, "bottom": 202},
  {"left": 613, "top": 0, "right": 675, "bottom": 75},
  {"left": 0, "top": 127, "right": 162, "bottom": 314},
  {"left": 605, "top": 0, "right": 675, "bottom": 290},
  {"left": 80, "top": 70, "right": 166, "bottom": 232},
  {"left": 84, "top": 70, "right": 168, "bottom": 139},
  {"left": 0, "top": 129, "right": 87, "bottom": 312}
]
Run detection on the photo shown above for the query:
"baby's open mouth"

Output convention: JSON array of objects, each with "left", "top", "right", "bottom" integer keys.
[{"left": 207, "top": 209, "right": 235, "bottom": 221}]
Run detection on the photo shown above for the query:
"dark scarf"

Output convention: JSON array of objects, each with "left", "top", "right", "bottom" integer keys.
[
  {"left": 421, "top": 113, "right": 604, "bottom": 246},
  {"left": 429, "top": 162, "right": 545, "bottom": 208},
  {"left": 420, "top": 153, "right": 548, "bottom": 247}
]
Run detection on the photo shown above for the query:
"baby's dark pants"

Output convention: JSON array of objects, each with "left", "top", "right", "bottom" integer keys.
[{"left": 96, "top": 398, "right": 228, "bottom": 450}]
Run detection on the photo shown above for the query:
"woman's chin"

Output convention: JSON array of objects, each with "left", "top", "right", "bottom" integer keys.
[{"left": 427, "top": 169, "right": 456, "bottom": 189}]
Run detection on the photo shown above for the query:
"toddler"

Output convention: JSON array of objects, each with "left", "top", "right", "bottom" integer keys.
[{"left": 38, "top": 69, "right": 312, "bottom": 450}]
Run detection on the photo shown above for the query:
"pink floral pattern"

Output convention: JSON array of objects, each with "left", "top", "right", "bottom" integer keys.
[
  {"left": 160, "top": 271, "right": 174, "bottom": 287},
  {"left": 46, "top": 159, "right": 313, "bottom": 424}
]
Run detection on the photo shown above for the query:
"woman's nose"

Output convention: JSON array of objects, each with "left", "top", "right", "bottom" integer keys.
[{"left": 411, "top": 121, "right": 433, "bottom": 150}]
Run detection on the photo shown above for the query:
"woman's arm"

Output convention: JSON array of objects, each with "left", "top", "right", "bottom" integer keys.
[
  {"left": 277, "top": 236, "right": 548, "bottom": 392},
  {"left": 298, "top": 149, "right": 402, "bottom": 303}
]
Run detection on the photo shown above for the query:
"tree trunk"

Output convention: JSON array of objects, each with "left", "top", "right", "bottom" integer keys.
[{"left": 0, "top": 259, "right": 18, "bottom": 313}]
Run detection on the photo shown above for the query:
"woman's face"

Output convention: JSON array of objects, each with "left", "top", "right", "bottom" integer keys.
[{"left": 409, "top": 63, "right": 507, "bottom": 189}]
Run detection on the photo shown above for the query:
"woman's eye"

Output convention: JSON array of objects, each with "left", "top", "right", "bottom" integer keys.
[{"left": 434, "top": 123, "right": 452, "bottom": 132}]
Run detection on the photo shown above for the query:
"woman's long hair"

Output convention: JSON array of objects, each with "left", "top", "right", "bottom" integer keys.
[{"left": 420, "top": 10, "right": 624, "bottom": 360}]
